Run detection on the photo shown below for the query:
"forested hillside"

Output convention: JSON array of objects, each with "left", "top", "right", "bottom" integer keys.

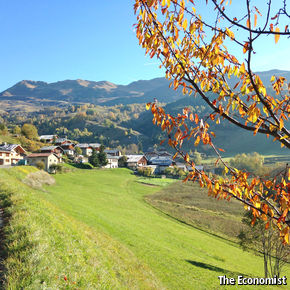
[{"left": 0, "top": 70, "right": 289, "bottom": 154}]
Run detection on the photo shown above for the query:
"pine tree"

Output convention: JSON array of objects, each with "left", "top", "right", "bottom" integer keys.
[
  {"left": 89, "top": 149, "right": 100, "bottom": 167},
  {"left": 98, "top": 145, "right": 108, "bottom": 167}
]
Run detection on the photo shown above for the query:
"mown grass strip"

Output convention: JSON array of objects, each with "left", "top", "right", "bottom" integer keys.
[{"left": 0, "top": 167, "right": 162, "bottom": 289}]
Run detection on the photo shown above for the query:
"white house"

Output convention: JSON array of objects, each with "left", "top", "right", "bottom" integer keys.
[
  {"left": 0, "top": 144, "right": 26, "bottom": 166},
  {"left": 104, "top": 155, "right": 119, "bottom": 169},
  {"left": 26, "top": 153, "right": 60, "bottom": 172}
]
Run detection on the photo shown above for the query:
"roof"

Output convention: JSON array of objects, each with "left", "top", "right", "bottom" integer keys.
[
  {"left": 39, "top": 135, "right": 56, "bottom": 139},
  {"left": 27, "top": 153, "right": 57, "bottom": 158},
  {"left": 106, "top": 155, "right": 120, "bottom": 160},
  {"left": 75, "top": 143, "right": 91, "bottom": 149},
  {"left": 54, "top": 138, "right": 68, "bottom": 143},
  {"left": 61, "top": 142, "right": 75, "bottom": 146},
  {"left": 40, "top": 146, "right": 63, "bottom": 151},
  {"left": 104, "top": 149, "right": 120, "bottom": 154},
  {"left": 126, "top": 155, "right": 146, "bottom": 163},
  {"left": 90, "top": 143, "right": 101, "bottom": 148},
  {"left": 149, "top": 156, "right": 173, "bottom": 166},
  {"left": 0, "top": 144, "right": 26, "bottom": 153}
]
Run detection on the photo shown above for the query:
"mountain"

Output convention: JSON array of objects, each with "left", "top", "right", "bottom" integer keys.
[
  {"left": 1, "top": 70, "right": 289, "bottom": 107},
  {"left": 0, "top": 77, "right": 184, "bottom": 107}
]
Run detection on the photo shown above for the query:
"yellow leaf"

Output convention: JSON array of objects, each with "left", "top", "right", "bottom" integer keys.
[
  {"left": 194, "top": 135, "right": 200, "bottom": 146},
  {"left": 284, "top": 232, "right": 289, "bottom": 244},
  {"left": 279, "top": 118, "right": 284, "bottom": 131},
  {"left": 146, "top": 103, "right": 151, "bottom": 110},
  {"left": 182, "top": 19, "right": 187, "bottom": 30},
  {"left": 270, "top": 75, "right": 275, "bottom": 82},
  {"left": 275, "top": 27, "right": 280, "bottom": 43}
]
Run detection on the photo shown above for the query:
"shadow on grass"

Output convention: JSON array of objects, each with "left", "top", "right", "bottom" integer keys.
[{"left": 186, "top": 260, "right": 248, "bottom": 277}]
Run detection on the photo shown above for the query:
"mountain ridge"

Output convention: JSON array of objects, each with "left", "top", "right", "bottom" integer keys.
[{"left": 2, "top": 69, "right": 288, "bottom": 106}]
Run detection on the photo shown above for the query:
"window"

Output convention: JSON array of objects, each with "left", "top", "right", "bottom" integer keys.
[
  {"left": 6, "top": 153, "right": 9, "bottom": 157},
  {"left": 6, "top": 159, "right": 9, "bottom": 162}
]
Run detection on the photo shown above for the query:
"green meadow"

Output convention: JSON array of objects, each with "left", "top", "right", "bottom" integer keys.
[{"left": 1, "top": 167, "right": 289, "bottom": 289}]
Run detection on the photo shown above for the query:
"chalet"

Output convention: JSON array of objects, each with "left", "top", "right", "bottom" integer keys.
[
  {"left": 0, "top": 144, "right": 26, "bottom": 166},
  {"left": 75, "top": 144, "right": 93, "bottom": 156},
  {"left": 126, "top": 155, "right": 147, "bottom": 169},
  {"left": 40, "top": 146, "right": 64, "bottom": 160},
  {"left": 90, "top": 143, "right": 101, "bottom": 150},
  {"left": 149, "top": 156, "right": 174, "bottom": 173},
  {"left": 60, "top": 142, "right": 75, "bottom": 156},
  {"left": 145, "top": 150, "right": 173, "bottom": 163},
  {"left": 75, "top": 143, "right": 101, "bottom": 156},
  {"left": 104, "top": 155, "right": 119, "bottom": 169},
  {"left": 26, "top": 153, "right": 60, "bottom": 172},
  {"left": 54, "top": 138, "right": 71, "bottom": 146},
  {"left": 39, "top": 135, "right": 57, "bottom": 143}
]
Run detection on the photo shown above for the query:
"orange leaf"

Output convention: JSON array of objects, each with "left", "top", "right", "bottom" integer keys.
[
  {"left": 218, "top": 148, "right": 225, "bottom": 152},
  {"left": 254, "top": 14, "right": 257, "bottom": 28},
  {"left": 194, "top": 135, "right": 200, "bottom": 146},
  {"left": 275, "top": 27, "right": 280, "bottom": 43}
]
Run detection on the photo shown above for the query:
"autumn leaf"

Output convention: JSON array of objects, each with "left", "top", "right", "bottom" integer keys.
[
  {"left": 194, "top": 135, "right": 200, "bottom": 146},
  {"left": 275, "top": 27, "right": 280, "bottom": 43},
  {"left": 146, "top": 103, "right": 151, "bottom": 110},
  {"left": 254, "top": 14, "right": 257, "bottom": 28}
]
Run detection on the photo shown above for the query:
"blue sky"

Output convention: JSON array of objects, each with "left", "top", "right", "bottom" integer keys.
[{"left": 0, "top": 0, "right": 289, "bottom": 92}]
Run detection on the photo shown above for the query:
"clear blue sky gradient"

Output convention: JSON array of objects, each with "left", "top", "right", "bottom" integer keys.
[{"left": 0, "top": 0, "right": 289, "bottom": 92}]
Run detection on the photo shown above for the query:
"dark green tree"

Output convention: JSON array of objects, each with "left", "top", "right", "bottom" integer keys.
[
  {"left": 89, "top": 149, "right": 100, "bottom": 167},
  {"left": 118, "top": 155, "right": 128, "bottom": 167},
  {"left": 98, "top": 145, "right": 108, "bottom": 167}
]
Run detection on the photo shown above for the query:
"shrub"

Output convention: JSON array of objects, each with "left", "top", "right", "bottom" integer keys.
[
  {"left": 35, "top": 161, "right": 45, "bottom": 170},
  {"left": 137, "top": 167, "right": 153, "bottom": 177},
  {"left": 49, "top": 164, "right": 63, "bottom": 174}
]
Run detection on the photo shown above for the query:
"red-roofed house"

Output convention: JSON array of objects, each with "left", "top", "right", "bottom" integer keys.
[{"left": 26, "top": 153, "right": 60, "bottom": 172}]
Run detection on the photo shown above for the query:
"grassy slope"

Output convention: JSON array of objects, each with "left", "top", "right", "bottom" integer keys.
[
  {"left": 145, "top": 180, "right": 246, "bottom": 240},
  {"left": 41, "top": 168, "right": 290, "bottom": 289},
  {"left": 0, "top": 167, "right": 161, "bottom": 289}
]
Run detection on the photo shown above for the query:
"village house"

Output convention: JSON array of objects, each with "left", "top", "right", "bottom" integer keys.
[
  {"left": 54, "top": 137, "right": 70, "bottom": 146},
  {"left": 75, "top": 143, "right": 93, "bottom": 156},
  {"left": 89, "top": 143, "right": 101, "bottom": 150},
  {"left": 0, "top": 143, "right": 26, "bottom": 166},
  {"left": 126, "top": 155, "right": 147, "bottom": 169},
  {"left": 104, "top": 155, "right": 119, "bottom": 169},
  {"left": 26, "top": 153, "right": 60, "bottom": 172},
  {"left": 39, "top": 146, "right": 64, "bottom": 161},
  {"left": 60, "top": 142, "right": 75, "bottom": 157},
  {"left": 39, "top": 135, "right": 58, "bottom": 143},
  {"left": 148, "top": 156, "right": 175, "bottom": 173},
  {"left": 75, "top": 143, "right": 101, "bottom": 156},
  {"left": 145, "top": 150, "right": 173, "bottom": 163}
]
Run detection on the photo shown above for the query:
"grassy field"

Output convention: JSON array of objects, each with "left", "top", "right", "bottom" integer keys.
[
  {"left": 145, "top": 181, "right": 246, "bottom": 241},
  {"left": 1, "top": 167, "right": 290, "bottom": 289}
]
